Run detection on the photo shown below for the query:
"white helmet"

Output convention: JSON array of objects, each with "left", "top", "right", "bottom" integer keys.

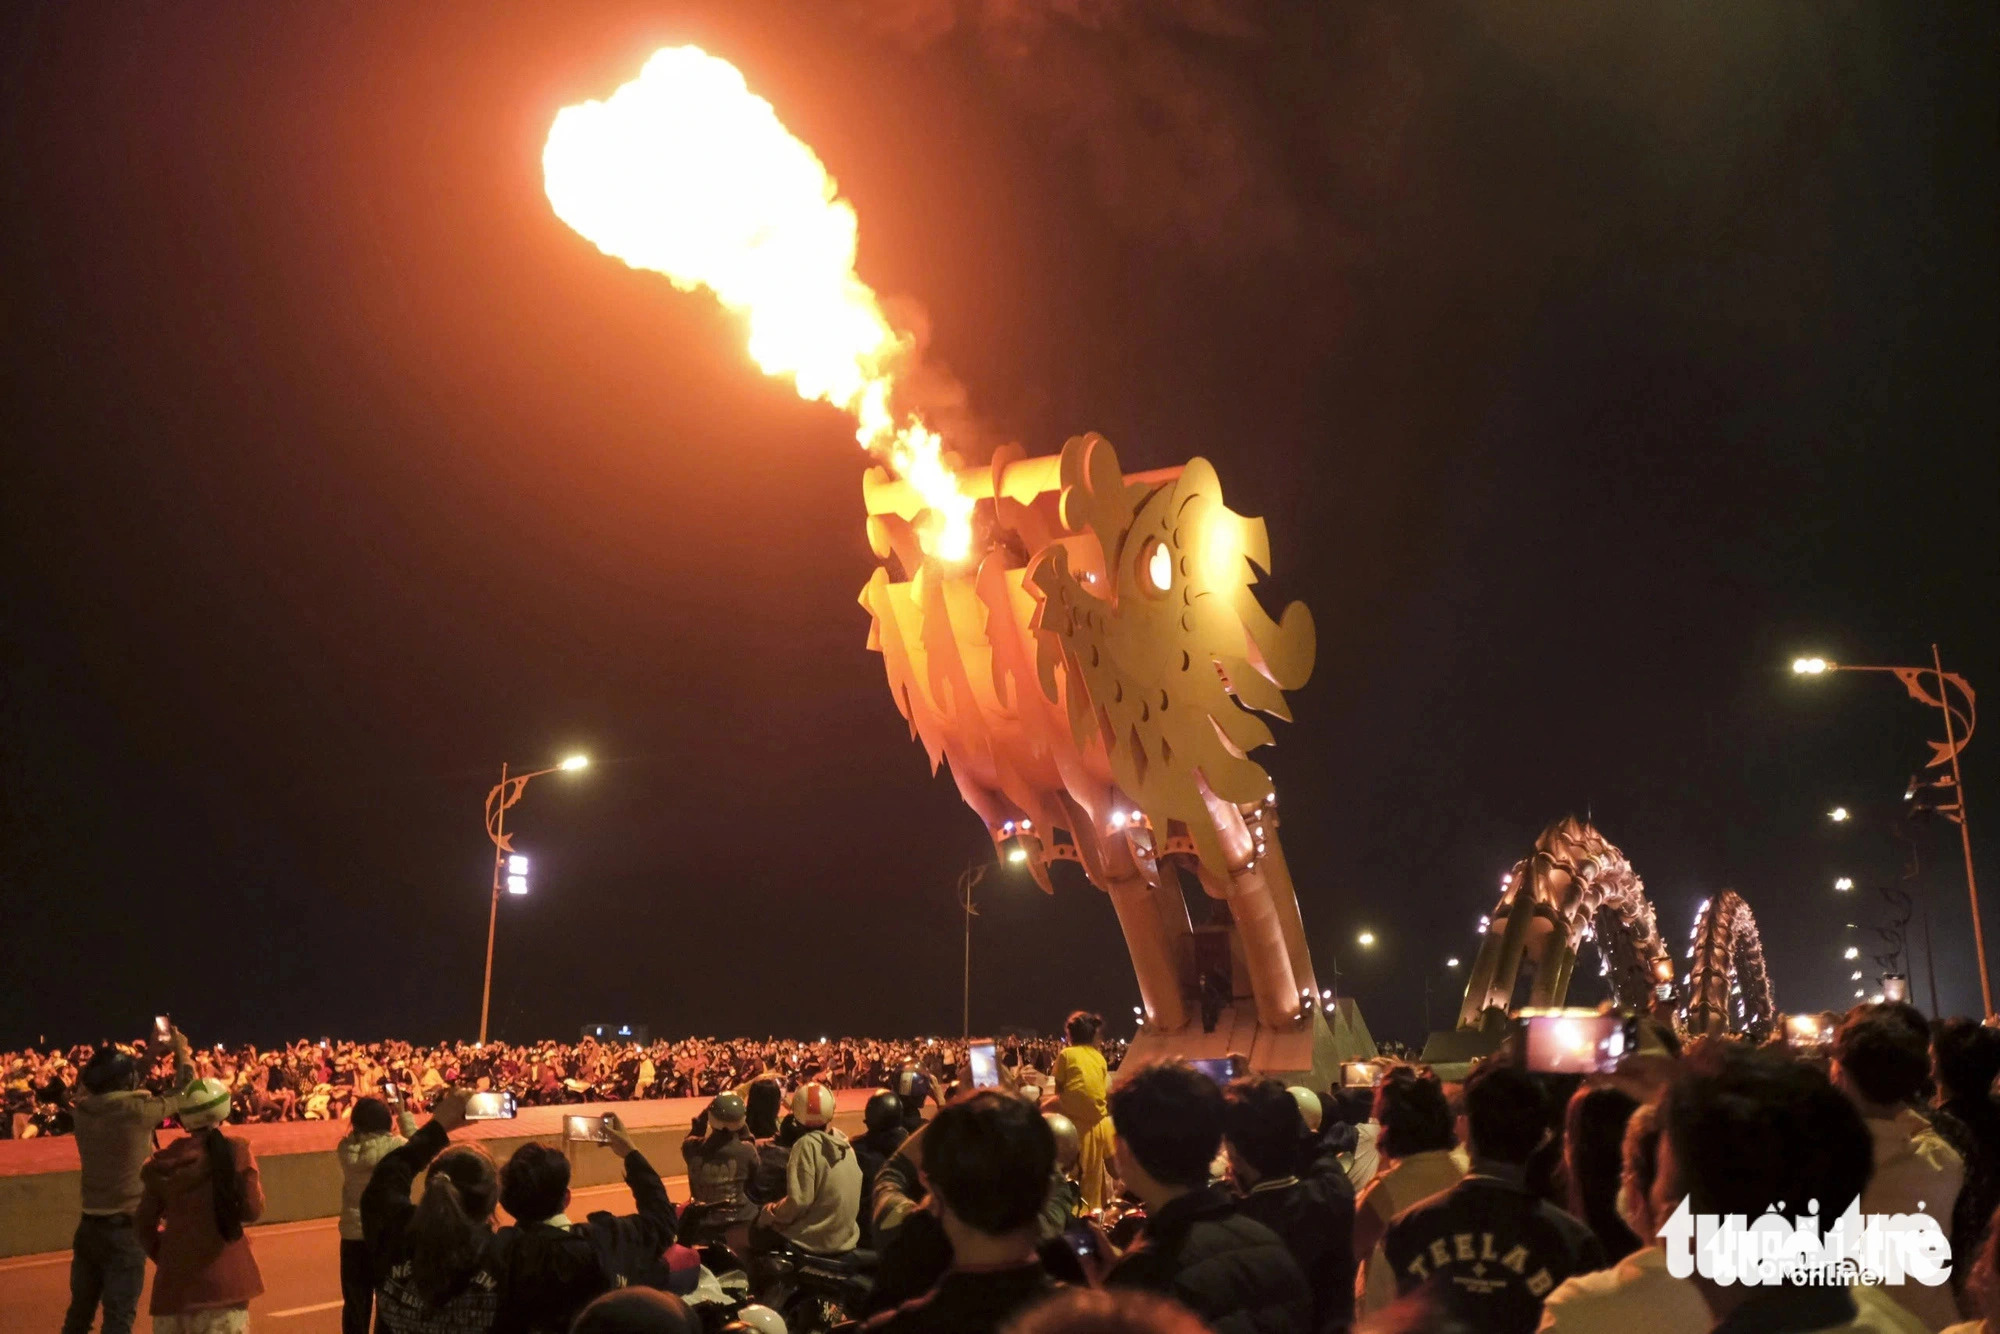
[
  {"left": 791, "top": 1082, "right": 836, "bottom": 1128},
  {"left": 1043, "top": 1111, "right": 1081, "bottom": 1172},
  {"left": 733, "top": 1304, "right": 788, "bottom": 1334},
  {"left": 179, "top": 1078, "right": 234, "bottom": 1131},
  {"left": 1287, "top": 1086, "right": 1323, "bottom": 1133}
]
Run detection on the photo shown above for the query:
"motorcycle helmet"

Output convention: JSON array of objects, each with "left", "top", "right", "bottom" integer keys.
[
  {"left": 894, "top": 1067, "right": 931, "bottom": 1106},
  {"left": 791, "top": 1082, "right": 836, "bottom": 1128},
  {"left": 1043, "top": 1111, "right": 1080, "bottom": 1172},
  {"left": 1287, "top": 1086, "right": 1324, "bottom": 1133},
  {"left": 708, "top": 1091, "right": 747, "bottom": 1130},
  {"left": 863, "top": 1090, "right": 903, "bottom": 1133},
  {"left": 179, "top": 1078, "right": 234, "bottom": 1130},
  {"left": 731, "top": 1304, "right": 788, "bottom": 1334}
]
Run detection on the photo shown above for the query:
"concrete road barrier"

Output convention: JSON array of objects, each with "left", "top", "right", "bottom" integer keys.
[{"left": 0, "top": 1090, "right": 875, "bottom": 1259}]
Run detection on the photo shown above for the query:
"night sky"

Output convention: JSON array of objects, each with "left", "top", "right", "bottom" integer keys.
[{"left": 2, "top": 2, "right": 1994, "bottom": 1051}]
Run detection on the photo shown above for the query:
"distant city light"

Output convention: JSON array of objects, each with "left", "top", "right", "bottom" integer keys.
[{"left": 1844, "top": 947, "right": 1859, "bottom": 960}]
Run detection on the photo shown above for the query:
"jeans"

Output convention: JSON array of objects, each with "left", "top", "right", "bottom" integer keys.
[
  {"left": 62, "top": 1214, "right": 145, "bottom": 1334},
  {"left": 339, "top": 1238, "right": 375, "bottom": 1334}
]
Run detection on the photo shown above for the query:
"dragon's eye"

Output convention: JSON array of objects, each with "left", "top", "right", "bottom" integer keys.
[{"left": 1145, "top": 540, "right": 1172, "bottom": 593}]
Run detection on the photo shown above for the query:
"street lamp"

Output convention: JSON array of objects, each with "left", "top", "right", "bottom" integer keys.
[
  {"left": 480, "top": 754, "right": 590, "bottom": 1043},
  {"left": 959, "top": 853, "right": 1023, "bottom": 1038},
  {"left": 1423, "top": 956, "right": 1464, "bottom": 1035},
  {"left": 1834, "top": 877, "right": 1854, "bottom": 892},
  {"left": 1829, "top": 807, "right": 1851, "bottom": 823},
  {"left": 1794, "top": 646, "right": 1986, "bottom": 1014},
  {"left": 1844, "top": 946, "right": 1860, "bottom": 961},
  {"left": 1357, "top": 930, "right": 1377, "bottom": 948}
]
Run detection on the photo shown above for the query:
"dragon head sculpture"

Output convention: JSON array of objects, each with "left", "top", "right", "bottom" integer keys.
[{"left": 1026, "top": 433, "right": 1315, "bottom": 875}]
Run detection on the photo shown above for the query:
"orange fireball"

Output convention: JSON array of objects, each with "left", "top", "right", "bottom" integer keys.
[{"left": 544, "top": 45, "right": 975, "bottom": 561}]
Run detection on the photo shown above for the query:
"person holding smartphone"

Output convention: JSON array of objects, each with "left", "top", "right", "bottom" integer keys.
[
  {"left": 63, "top": 1023, "right": 196, "bottom": 1334},
  {"left": 363, "top": 1089, "right": 676, "bottom": 1334},
  {"left": 336, "top": 1094, "right": 417, "bottom": 1334}
]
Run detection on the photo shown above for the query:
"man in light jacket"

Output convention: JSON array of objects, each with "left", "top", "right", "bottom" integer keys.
[
  {"left": 754, "top": 1083, "right": 862, "bottom": 1256},
  {"left": 336, "top": 1094, "right": 417, "bottom": 1334},
  {"left": 64, "top": 1028, "right": 195, "bottom": 1334}
]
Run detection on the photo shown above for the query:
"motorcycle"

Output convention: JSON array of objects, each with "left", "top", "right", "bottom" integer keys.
[{"left": 753, "top": 1243, "right": 876, "bottom": 1334}]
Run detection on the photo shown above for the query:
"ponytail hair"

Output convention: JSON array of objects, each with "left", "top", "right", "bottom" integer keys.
[
  {"left": 200, "top": 1127, "right": 247, "bottom": 1242},
  {"left": 409, "top": 1145, "right": 498, "bottom": 1303}
]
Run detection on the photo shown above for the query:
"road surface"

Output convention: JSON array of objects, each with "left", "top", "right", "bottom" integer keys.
[{"left": 0, "top": 1175, "right": 689, "bottom": 1332}]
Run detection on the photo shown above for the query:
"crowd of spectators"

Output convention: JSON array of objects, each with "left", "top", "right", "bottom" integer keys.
[
  {"left": 38, "top": 999, "right": 2000, "bottom": 1334},
  {"left": 4, "top": 1033, "right": 1095, "bottom": 1139}
]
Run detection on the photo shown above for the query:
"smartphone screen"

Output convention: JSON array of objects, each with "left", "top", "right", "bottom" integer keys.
[
  {"left": 1784, "top": 1014, "right": 1828, "bottom": 1048},
  {"left": 153, "top": 1015, "right": 172, "bottom": 1044},
  {"left": 463, "top": 1091, "right": 518, "bottom": 1121},
  {"left": 1340, "top": 1061, "right": 1383, "bottom": 1088},
  {"left": 1882, "top": 976, "right": 1909, "bottom": 1003},
  {"left": 1186, "top": 1057, "right": 1234, "bottom": 1085},
  {"left": 380, "top": 1081, "right": 402, "bottom": 1106},
  {"left": 968, "top": 1041, "right": 1000, "bottom": 1089},
  {"left": 1522, "top": 1014, "right": 1635, "bottom": 1074},
  {"left": 564, "top": 1114, "right": 612, "bottom": 1143}
]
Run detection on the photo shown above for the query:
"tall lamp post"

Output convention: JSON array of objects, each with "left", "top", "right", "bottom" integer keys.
[
  {"left": 480, "top": 754, "right": 589, "bottom": 1043},
  {"left": 1794, "top": 648, "right": 1985, "bottom": 1014},
  {"left": 959, "top": 848, "right": 1027, "bottom": 1039}
]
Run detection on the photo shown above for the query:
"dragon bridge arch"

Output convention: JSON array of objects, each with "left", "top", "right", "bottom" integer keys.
[
  {"left": 1457, "top": 817, "right": 1677, "bottom": 1028},
  {"left": 1681, "top": 890, "right": 1776, "bottom": 1037}
]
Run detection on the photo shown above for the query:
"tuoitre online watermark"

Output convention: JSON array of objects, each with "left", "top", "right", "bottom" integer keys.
[{"left": 1658, "top": 1197, "right": 1952, "bottom": 1288}]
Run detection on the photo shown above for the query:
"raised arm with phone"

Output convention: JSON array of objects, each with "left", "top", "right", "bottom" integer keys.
[{"left": 63, "top": 1021, "right": 197, "bottom": 1334}]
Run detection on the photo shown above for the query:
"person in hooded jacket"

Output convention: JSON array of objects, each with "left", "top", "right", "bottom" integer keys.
[
  {"left": 337, "top": 1095, "right": 417, "bottom": 1334},
  {"left": 751, "top": 1082, "right": 862, "bottom": 1257},
  {"left": 135, "top": 1078, "right": 265, "bottom": 1334}
]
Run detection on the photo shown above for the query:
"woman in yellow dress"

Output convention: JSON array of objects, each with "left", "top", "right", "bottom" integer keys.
[{"left": 1054, "top": 1010, "right": 1116, "bottom": 1210}]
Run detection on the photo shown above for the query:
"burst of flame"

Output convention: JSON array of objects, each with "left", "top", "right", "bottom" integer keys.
[{"left": 543, "top": 45, "right": 975, "bottom": 560}]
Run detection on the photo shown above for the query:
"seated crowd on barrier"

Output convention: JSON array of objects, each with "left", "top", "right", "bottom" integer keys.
[
  {"left": 45, "top": 1002, "right": 2000, "bottom": 1334},
  {"left": 5, "top": 1032, "right": 1113, "bottom": 1139}
]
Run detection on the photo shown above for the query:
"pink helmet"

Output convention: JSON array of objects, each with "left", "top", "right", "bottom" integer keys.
[{"left": 791, "top": 1082, "right": 837, "bottom": 1128}]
